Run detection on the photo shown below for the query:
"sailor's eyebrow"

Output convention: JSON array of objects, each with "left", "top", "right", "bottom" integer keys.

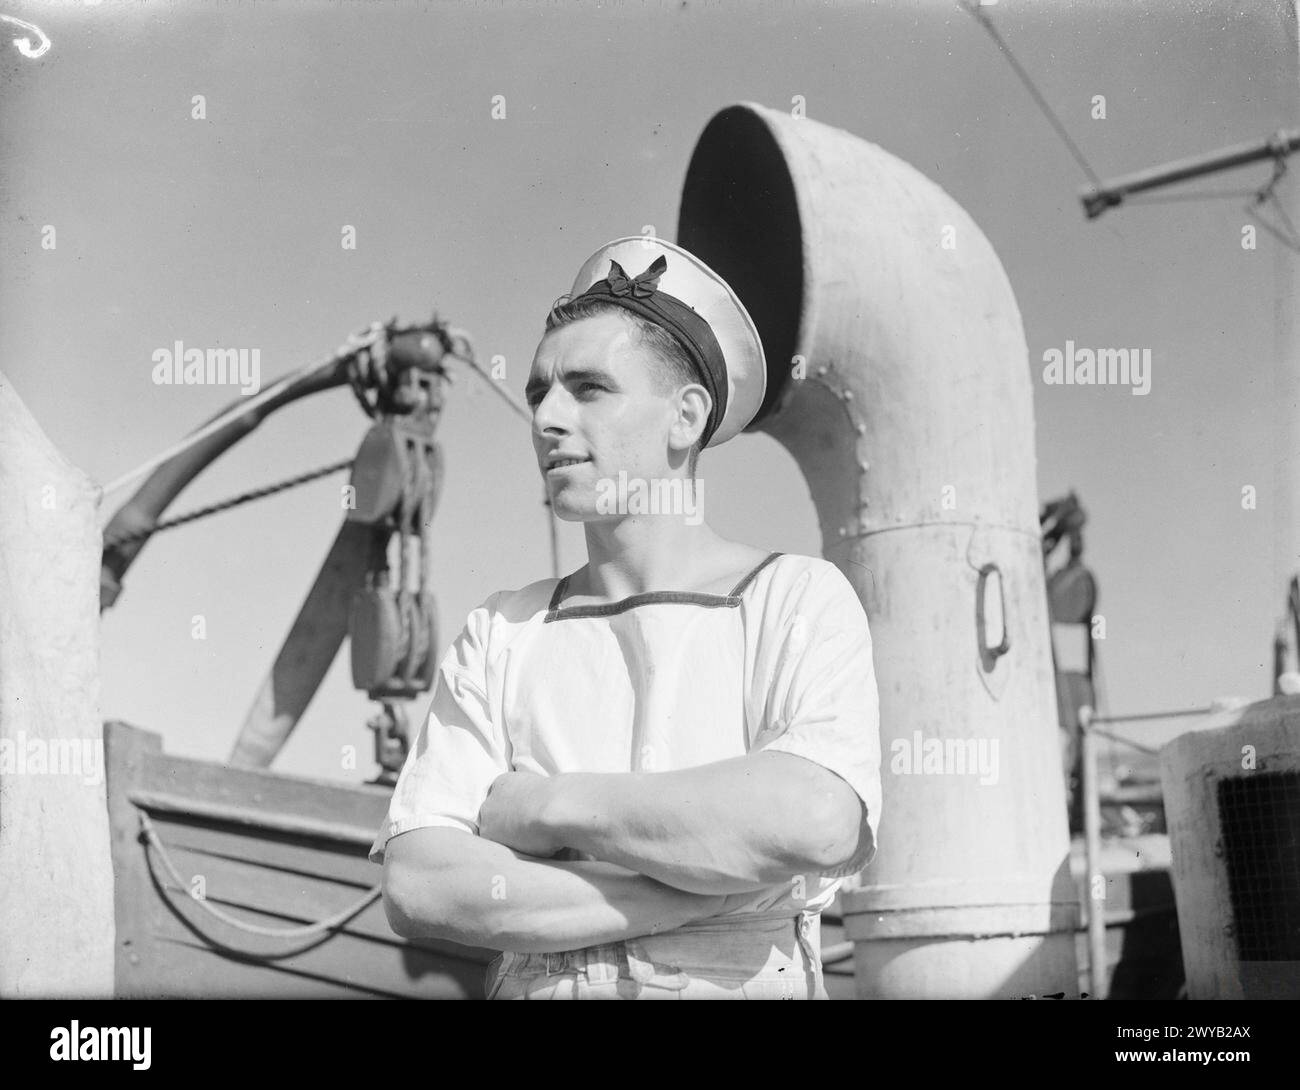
[{"left": 525, "top": 367, "right": 614, "bottom": 402}]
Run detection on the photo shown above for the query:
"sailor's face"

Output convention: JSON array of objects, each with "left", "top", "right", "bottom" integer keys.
[{"left": 527, "top": 313, "right": 676, "bottom": 521}]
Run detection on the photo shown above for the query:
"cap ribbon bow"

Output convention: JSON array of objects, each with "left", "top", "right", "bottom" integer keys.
[{"left": 605, "top": 255, "right": 668, "bottom": 299}]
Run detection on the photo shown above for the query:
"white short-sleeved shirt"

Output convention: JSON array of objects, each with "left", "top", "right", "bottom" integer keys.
[{"left": 369, "top": 550, "right": 882, "bottom": 920}]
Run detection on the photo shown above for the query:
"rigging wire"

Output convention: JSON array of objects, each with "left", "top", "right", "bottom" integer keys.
[
  {"left": 102, "top": 459, "right": 354, "bottom": 550},
  {"left": 444, "top": 326, "right": 562, "bottom": 579},
  {"left": 1088, "top": 706, "right": 1218, "bottom": 725},
  {"left": 1243, "top": 153, "right": 1300, "bottom": 253},
  {"left": 98, "top": 322, "right": 561, "bottom": 579},
  {"left": 1246, "top": 198, "right": 1300, "bottom": 254},
  {"left": 98, "top": 324, "right": 386, "bottom": 500},
  {"left": 961, "top": 0, "right": 1300, "bottom": 255},
  {"left": 1087, "top": 724, "right": 1161, "bottom": 758},
  {"left": 444, "top": 325, "right": 532, "bottom": 424},
  {"left": 1266, "top": 179, "right": 1300, "bottom": 241},
  {"left": 1087, "top": 642, "right": 1229, "bottom": 755},
  {"left": 957, "top": 0, "right": 1102, "bottom": 187}
]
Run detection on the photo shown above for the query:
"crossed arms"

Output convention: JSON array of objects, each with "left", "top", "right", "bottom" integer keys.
[{"left": 381, "top": 751, "right": 867, "bottom": 953}]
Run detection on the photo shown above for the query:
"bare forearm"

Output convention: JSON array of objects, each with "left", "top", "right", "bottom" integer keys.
[
  {"left": 383, "top": 829, "right": 725, "bottom": 953},
  {"left": 546, "top": 753, "right": 861, "bottom": 894}
]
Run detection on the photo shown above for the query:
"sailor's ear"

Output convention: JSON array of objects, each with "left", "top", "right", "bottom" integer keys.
[{"left": 668, "top": 383, "right": 711, "bottom": 454}]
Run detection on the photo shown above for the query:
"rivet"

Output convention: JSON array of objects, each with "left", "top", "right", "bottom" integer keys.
[
  {"left": 856, "top": 423, "right": 867, "bottom": 435},
  {"left": 843, "top": 390, "right": 854, "bottom": 400}
]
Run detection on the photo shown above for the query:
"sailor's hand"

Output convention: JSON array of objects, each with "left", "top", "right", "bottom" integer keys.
[{"left": 478, "top": 770, "right": 565, "bottom": 857}]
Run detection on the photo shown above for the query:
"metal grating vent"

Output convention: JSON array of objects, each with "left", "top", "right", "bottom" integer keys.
[{"left": 1217, "top": 770, "right": 1300, "bottom": 962}]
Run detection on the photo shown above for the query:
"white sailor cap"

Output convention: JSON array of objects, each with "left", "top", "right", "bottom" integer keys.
[{"left": 564, "top": 236, "right": 767, "bottom": 448}]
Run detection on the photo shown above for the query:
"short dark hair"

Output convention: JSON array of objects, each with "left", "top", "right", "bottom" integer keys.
[{"left": 544, "top": 296, "right": 705, "bottom": 477}]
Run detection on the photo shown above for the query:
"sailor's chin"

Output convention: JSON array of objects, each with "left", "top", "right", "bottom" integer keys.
[{"left": 544, "top": 493, "right": 597, "bottom": 521}]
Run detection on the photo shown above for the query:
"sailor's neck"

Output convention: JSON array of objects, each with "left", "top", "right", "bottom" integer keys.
[{"left": 569, "top": 534, "right": 770, "bottom": 603}]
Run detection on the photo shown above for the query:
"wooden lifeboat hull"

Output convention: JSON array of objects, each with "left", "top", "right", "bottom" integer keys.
[{"left": 104, "top": 721, "right": 494, "bottom": 999}]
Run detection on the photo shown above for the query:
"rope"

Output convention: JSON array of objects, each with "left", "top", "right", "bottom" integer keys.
[
  {"left": 103, "top": 459, "right": 353, "bottom": 550},
  {"left": 138, "top": 810, "right": 381, "bottom": 942}
]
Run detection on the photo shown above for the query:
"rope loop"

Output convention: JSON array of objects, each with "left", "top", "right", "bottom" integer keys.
[{"left": 137, "top": 810, "right": 381, "bottom": 947}]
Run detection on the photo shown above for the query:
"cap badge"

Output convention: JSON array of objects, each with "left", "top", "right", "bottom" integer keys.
[{"left": 604, "top": 254, "right": 668, "bottom": 299}]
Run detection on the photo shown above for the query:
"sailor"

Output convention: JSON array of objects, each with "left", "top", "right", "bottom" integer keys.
[{"left": 370, "top": 236, "right": 882, "bottom": 999}]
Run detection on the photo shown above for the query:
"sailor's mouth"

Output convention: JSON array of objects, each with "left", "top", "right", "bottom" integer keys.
[{"left": 545, "top": 457, "right": 590, "bottom": 474}]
